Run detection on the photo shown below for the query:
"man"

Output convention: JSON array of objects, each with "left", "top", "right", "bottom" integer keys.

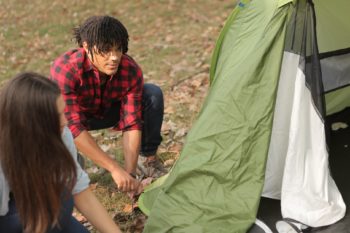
[{"left": 50, "top": 15, "right": 166, "bottom": 192}]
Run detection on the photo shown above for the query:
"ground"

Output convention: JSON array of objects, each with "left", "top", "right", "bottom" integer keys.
[{"left": 0, "top": 1, "right": 235, "bottom": 232}]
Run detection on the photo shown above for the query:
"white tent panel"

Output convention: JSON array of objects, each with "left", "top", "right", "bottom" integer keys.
[
  {"left": 262, "top": 52, "right": 299, "bottom": 199},
  {"left": 263, "top": 51, "right": 346, "bottom": 227},
  {"left": 281, "top": 63, "right": 345, "bottom": 226}
]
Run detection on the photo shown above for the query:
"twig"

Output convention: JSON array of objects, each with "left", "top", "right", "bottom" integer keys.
[{"left": 170, "top": 68, "right": 208, "bottom": 91}]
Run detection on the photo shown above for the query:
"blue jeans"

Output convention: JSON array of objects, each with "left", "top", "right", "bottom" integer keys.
[
  {"left": 86, "top": 83, "right": 164, "bottom": 156},
  {"left": 0, "top": 193, "right": 89, "bottom": 233}
]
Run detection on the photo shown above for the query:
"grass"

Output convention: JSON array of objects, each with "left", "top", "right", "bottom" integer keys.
[
  {"left": 1, "top": 0, "right": 235, "bottom": 231},
  {"left": 0, "top": 0, "right": 234, "bottom": 86}
]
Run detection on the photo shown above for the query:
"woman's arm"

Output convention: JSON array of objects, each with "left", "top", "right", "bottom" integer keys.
[{"left": 73, "top": 188, "right": 122, "bottom": 233}]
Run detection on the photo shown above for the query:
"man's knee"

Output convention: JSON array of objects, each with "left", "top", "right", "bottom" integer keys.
[{"left": 143, "top": 84, "right": 164, "bottom": 110}]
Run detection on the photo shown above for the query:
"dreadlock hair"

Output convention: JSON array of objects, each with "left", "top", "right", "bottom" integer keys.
[{"left": 73, "top": 15, "right": 129, "bottom": 60}]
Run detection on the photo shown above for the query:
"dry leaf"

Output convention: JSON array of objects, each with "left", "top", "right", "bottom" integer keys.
[
  {"left": 91, "top": 132, "right": 102, "bottom": 137},
  {"left": 164, "top": 159, "right": 175, "bottom": 167},
  {"left": 175, "top": 128, "right": 187, "bottom": 138},
  {"left": 86, "top": 166, "right": 99, "bottom": 174},
  {"left": 100, "top": 144, "right": 111, "bottom": 152},
  {"left": 123, "top": 204, "right": 134, "bottom": 214},
  {"left": 73, "top": 212, "right": 87, "bottom": 222},
  {"left": 189, "top": 103, "right": 198, "bottom": 112},
  {"left": 89, "top": 183, "right": 98, "bottom": 190},
  {"left": 141, "top": 177, "right": 153, "bottom": 188},
  {"left": 161, "top": 121, "right": 172, "bottom": 134},
  {"left": 164, "top": 106, "right": 175, "bottom": 114},
  {"left": 157, "top": 146, "right": 168, "bottom": 154},
  {"left": 130, "top": 214, "right": 147, "bottom": 232},
  {"left": 168, "top": 143, "right": 183, "bottom": 153},
  {"left": 165, "top": 35, "right": 173, "bottom": 42},
  {"left": 190, "top": 79, "right": 202, "bottom": 88}
]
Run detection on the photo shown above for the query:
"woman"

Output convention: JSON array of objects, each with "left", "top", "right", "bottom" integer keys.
[{"left": 0, "top": 72, "right": 122, "bottom": 233}]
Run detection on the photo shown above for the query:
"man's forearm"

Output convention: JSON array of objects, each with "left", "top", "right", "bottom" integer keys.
[
  {"left": 74, "top": 130, "right": 140, "bottom": 192},
  {"left": 74, "top": 130, "right": 121, "bottom": 172},
  {"left": 123, "top": 130, "right": 141, "bottom": 174}
]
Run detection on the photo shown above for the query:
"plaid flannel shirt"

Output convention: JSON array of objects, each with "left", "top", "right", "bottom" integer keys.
[{"left": 50, "top": 48, "right": 143, "bottom": 138}]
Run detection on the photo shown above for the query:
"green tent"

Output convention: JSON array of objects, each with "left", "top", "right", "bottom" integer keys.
[{"left": 139, "top": 0, "right": 350, "bottom": 232}]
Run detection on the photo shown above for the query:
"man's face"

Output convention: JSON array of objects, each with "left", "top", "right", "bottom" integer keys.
[{"left": 83, "top": 42, "right": 122, "bottom": 76}]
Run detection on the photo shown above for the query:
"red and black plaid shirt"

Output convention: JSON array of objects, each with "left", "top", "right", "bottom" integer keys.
[{"left": 50, "top": 48, "right": 143, "bottom": 138}]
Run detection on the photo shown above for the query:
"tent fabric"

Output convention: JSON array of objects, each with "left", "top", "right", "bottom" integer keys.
[
  {"left": 261, "top": 52, "right": 299, "bottom": 200},
  {"left": 263, "top": 2, "right": 346, "bottom": 226},
  {"left": 140, "top": 1, "right": 292, "bottom": 232},
  {"left": 325, "top": 86, "right": 350, "bottom": 115},
  {"left": 322, "top": 50, "right": 350, "bottom": 115},
  {"left": 257, "top": 0, "right": 345, "bottom": 227},
  {"left": 279, "top": 54, "right": 345, "bottom": 226},
  {"left": 139, "top": 0, "right": 349, "bottom": 232},
  {"left": 313, "top": 0, "right": 350, "bottom": 53},
  {"left": 315, "top": 0, "right": 350, "bottom": 113},
  {"left": 321, "top": 53, "right": 350, "bottom": 93},
  {"left": 262, "top": 52, "right": 346, "bottom": 226},
  {"left": 209, "top": 0, "right": 251, "bottom": 84}
]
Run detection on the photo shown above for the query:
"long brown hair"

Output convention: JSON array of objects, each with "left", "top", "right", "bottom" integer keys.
[{"left": 0, "top": 72, "right": 77, "bottom": 233}]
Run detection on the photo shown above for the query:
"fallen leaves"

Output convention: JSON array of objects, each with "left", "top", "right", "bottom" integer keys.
[
  {"left": 175, "top": 128, "right": 187, "bottom": 138},
  {"left": 72, "top": 211, "right": 93, "bottom": 231},
  {"left": 115, "top": 181, "right": 153, "bottom": 233},
  {"left": 0, "top": 1, "right": 237, "bottom": 233},
  {"left": 164, "top": 159, "right": 175, "bottom": 167},
  {"left": 72, "top": 212, "right": 87, "bottom": 222},
  {"left": 161, "top": 120, "right": 177, "bottom": 134},
  {"left": 123, "top": 203, "right": 134, "bottom": 214},
  {"left": 113, "top": 211, "right": 147, "bottom": 233}
]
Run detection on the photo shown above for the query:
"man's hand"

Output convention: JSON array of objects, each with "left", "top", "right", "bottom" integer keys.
[
  {"left": 127, "top": 177, "right": 154, "bottom": 199},
  {"left": 111, "top": 166, "right": 140, "bottom": 192},
  {"left": 75, "top": 130, "right": 140, "bottom": 192}
]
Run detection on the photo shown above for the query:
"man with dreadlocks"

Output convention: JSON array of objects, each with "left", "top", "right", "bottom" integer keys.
[{"left": 50, "top": 15, "right": 166, "bottom": 192}]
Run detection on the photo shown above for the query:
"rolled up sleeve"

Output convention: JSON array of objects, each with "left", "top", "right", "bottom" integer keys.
[
  {"left": 116, "top": 68, "right": 143, "bottom": 132},
  {"left": 50, "top": 63, "right": 87, "bottom": 138}
]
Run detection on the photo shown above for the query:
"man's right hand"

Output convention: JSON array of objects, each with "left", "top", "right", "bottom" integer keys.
[
  {"left": 110, "top": 167, "right": 140, "bottom": 192},
  {"left": 74, "top": 131, "right": 140, "bottom": 192}
]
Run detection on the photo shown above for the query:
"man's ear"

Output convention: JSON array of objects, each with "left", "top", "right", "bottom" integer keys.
[
  {"left": 82, "top": 41, "right": 89, "bottom": 52},
  {"left": 82, "top": 41, "right": 93, "bottom": 61}
]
